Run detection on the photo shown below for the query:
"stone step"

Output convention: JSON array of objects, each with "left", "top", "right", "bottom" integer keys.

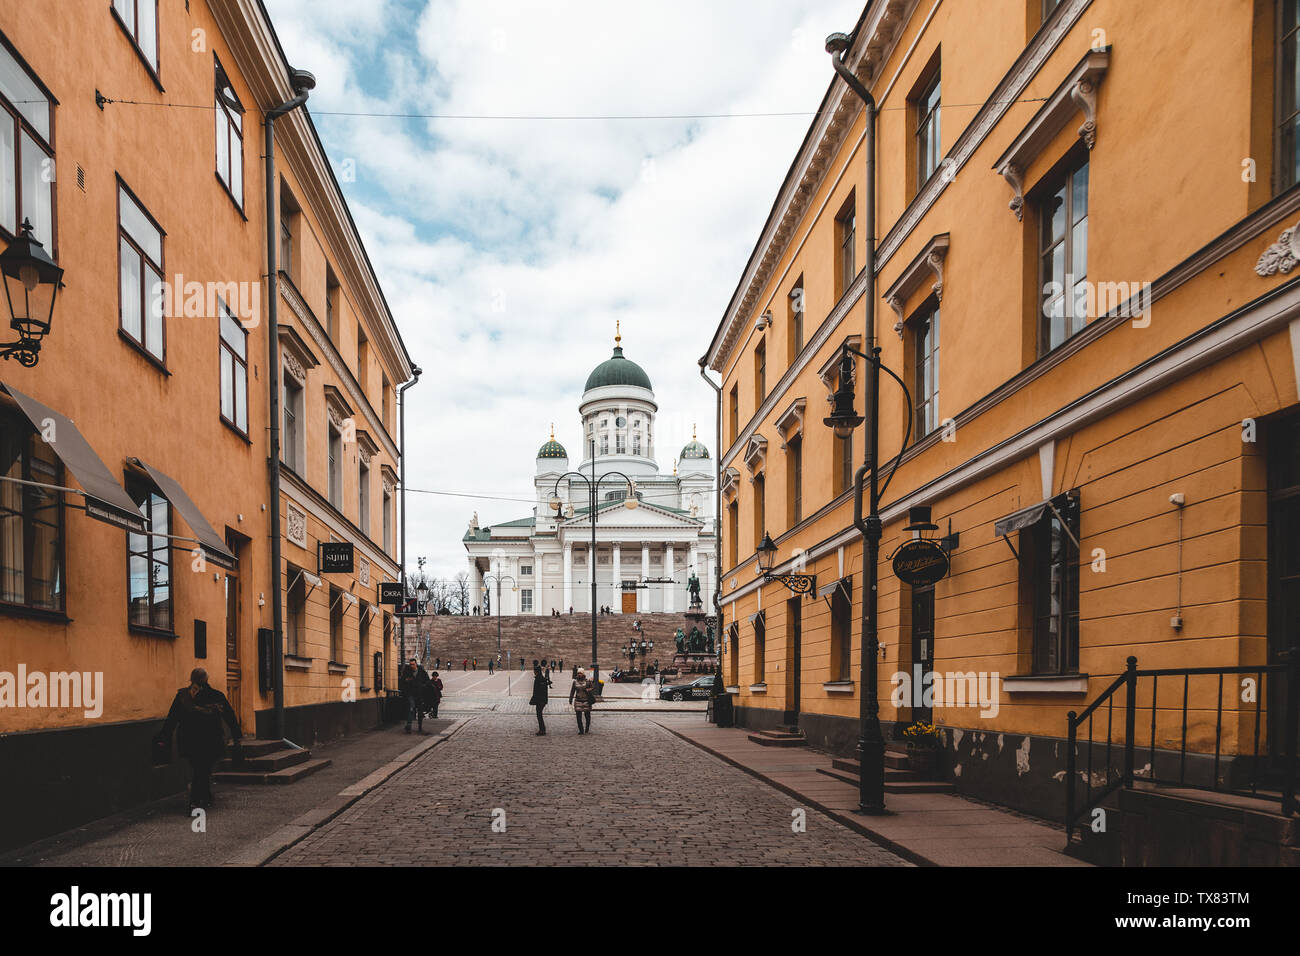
[
  {"left": 212, "top": 757, "right": 331, "bottom": 785},
  {"left": 885, "top": 779, "right": 955, "bottom": 794},
  {"left": 818, "top": 766, "right": 925, "bottom": 785},
  {"left": 748, "top": 730, "right": 807, "bottom": 747},
  {"left": 218, "top": 747, "right": 310, "bottom": 772},
  {"left": 233, "top": 738, "right": 287, "bottom": 758}
]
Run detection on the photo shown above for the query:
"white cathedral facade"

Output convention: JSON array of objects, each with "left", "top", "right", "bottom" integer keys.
[{"left": 464, "top": 333, "right": 715, "bottom": 616}]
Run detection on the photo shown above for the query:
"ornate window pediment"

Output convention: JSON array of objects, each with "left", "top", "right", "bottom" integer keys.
[
  {"left": 993, "top": 47, "right": 1110, "bottom": 220},
  {"left": 721, "top": 466, "right": 740, "bottom": 501},
  {"left": 774, "top": 397, "right": 807, "bottom": 449},
  {"left": 883, "top": 233, "right": 949, "bottom": 337},
  {"left": 324, "top": 384, "right": 353, "bottom": 430},
  {"left": 743, "top": 434, "right": 768, "bottom": 475},
  {"left": 278, "top": 324, "right": 319, "bottom": 385}
]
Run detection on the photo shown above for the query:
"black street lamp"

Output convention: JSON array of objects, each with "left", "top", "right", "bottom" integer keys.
[
  {"left": 551, "top": 468, "right": 637, "bottom": 681},
  {"left": 482, "top": 571, "right": 516, "bottom": 658},
  {"left": 0, "top": 219, "right": 63, "bottom": 367}
]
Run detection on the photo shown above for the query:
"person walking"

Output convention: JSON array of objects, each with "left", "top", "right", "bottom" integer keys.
[
  {"left": 155, "top": 667, "right": 243, "bottom": 811},
  {"left": 425, "top": 670, "right": 444, "bottom": 719},
  {"left": 569, "top": 669, "right": 595, "bottom": 735},
  {"left": 488, "top": 658, "right": 494, "bottom": 675},
  {"left": 528, "top": 663, "right": 551, "bottom": 735},
  {"left": 400, "top": 658, "right": 430, "bottom": 734}
]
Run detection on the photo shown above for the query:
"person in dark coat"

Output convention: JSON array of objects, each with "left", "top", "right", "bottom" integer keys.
[
  {"left": 155, "top": 667, "right": 242, "bottom": 811},
  {"left": 399, "top": 658, "right": 431, "bottom": 734},
  {"left": 424, "top": 670, "right": 444, "bottom": 719},
  {"left": 527, "top": 663, "right": 551, "bottom": 735}
]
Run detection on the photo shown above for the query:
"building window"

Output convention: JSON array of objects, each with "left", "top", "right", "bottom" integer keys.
[
  {"left": 383, "top": 487, "right": 393, "bottom": 554},
  {"left": 0, "top": 37, "right": 55, "bottom": 248},
  {"left": 1025, "top": 493, "right": 1080, "bottom": 675},
  {"left": 835, "top": 193, "right": 856, "bottom": 296},
  {"left": 521, "top": 564, "right": 533, "bottom": 576},
  {"left": 1280, "top": 0, "right": 1300, "bottom": 191},
  {"left": 358, "top": 458, "right": 370, "bottom": 536},
  {"left": 753, "top": 612, "right": 766, "bottom": 683},
  {"left": 280, "top": 186, "right": 299, "bottom": 283},
  {"left": 752, "top": 473, "right": 765, "bottom": 554},
  {"left": 118, "top": 181, "right": 165, "bottom": 363},
  {"left": 327, "top": 419, "right": 343, "bottom": 509},
  {"left": 214, "top": 57, "right": 243, "bottom": 207},
  {"left": 788, "top": 277, "right": 804, "bottom": 360},
  {"left": 521, "top": 588, "right": 533, "bottom": 613},
  {"left": 357, "top": 325, "right": 369, "bottom": 393},
  {"left": 727, "top": 500, "right": 738, "bottom": 568},
  {"left": 326, "top": 267, "right": 340, "bottom": 342},
  {"left": 600, "top": 434, "right": 609, "bottom": 455},
  {"left": 1038, "top": 157, "right": 1089, "bottom": 354},
  {"left": 286, "top": 566, "right": 306, "bottom": 656},
  {"left": 755, "top": 339, "right": 766, "bottom": 404},
  {"left": 834, "top": 430, "right": 854, "bottom": 497},
  {"left": 329, "top": 586, "right": 343, "bottom": 663},
  {"left": 381, "top": 373, "right": 392, "bottom": 433},
  {"left": 283, "top": 376, "right": 304, "bottom": 472},
  {"left": 830, "top": 579, "right": 853, "bottom": 681},
  {"left": 219, "top": 303, "right": 249, "bottom": 436},
  {"left": 0, "top": 408, "right": 64, "bottom": 612},
  {"left": 915, "top": 71, "right": 942, "bottom": 188},
  {"left": 616, "top": 430, "right": 626, "bottom": 454},
  {"left": 127, "top": 475, "right": 171, "bottom": 632},
  {"left": 786, "top": 435, "right": 802, "bottom": 526},
  {"left": 359, "top": 604, "right": 370, "bottom": 687},
  {"left": 632, "top": 429, "right": 642, "bottom": 455},
  {"left": 912, "top": 302, "right": 940, "bottom": 440},
  {"left": 111, "top": 0, "right": 159, "bottom": 75},
  {"left": 728, "top": 385, "right": 739, "bottom": 445}
]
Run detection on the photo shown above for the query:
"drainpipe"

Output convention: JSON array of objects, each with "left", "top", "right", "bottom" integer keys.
[
  {"left": 828, "top": 32, "right": 887, "bottom": 814},
  {"left": 265, "top": 68, "right": 316, "bottom": 744},
  {"left": 398, "top": 366, "right": 423, "bottom": 675},
  {"left": 697, "top": 358, "right": 723, "bottom": 670}
]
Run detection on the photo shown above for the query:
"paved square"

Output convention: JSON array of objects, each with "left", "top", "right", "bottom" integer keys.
[{"left": 270, "top": 713, "right": 910, "bottom": 866}]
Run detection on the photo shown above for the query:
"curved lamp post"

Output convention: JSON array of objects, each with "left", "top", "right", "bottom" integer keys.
[
  {"left": 0, "top": 219, "right": 63, "bottom": 367},
  {"left": 481, "top": 571, "right": 516, "bottom": 658},
  {"left": 550, "top": 469, "right": 638, "bottom": 680}
]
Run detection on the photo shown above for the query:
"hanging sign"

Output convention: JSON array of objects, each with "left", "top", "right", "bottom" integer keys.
[{"left": 892, "top": 539, "right": 950, "bottom": 586}]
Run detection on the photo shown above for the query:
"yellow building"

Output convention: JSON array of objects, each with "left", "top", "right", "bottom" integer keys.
[
  {"left": 0, "top": 0, "right": 414, "bottom": 850},
  {"left": 705, "top": 0, "right": 1300, "bottom": 858}
]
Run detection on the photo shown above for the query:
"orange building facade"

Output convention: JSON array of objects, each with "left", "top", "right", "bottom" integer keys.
[
  {"left": 705, "top": 0, "right": 1300, "bottom": 853},
  {"left": 0, "top": 0, "right": 414, "bottom": 849}
]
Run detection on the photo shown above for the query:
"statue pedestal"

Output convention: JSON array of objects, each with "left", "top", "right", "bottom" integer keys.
[{"left": 672, "top": 652, "right": 718, "bottom": 675}]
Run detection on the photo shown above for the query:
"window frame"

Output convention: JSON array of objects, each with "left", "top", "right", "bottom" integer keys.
[
  {"left": 358, "top": 457, "right": 370, "bottom": 537},
  {"left": 754, "top": 338, "right": 766, "bottom": 404},
  {"left": 788, "top": 277, "right": 804, "bottom": 360},
  {"left": 282, "top": 375, "right": 304, "bottom": 472},
  {"left": 787, "top": 434, "right": 803, "bottom": 526},
  {"left": 214, "top": 55, "right": 244, "bottom": 210},
  {"left": 830, "top": 578, "right": 853, "bottom": 681},
  {"left": 835, "top": 193, "right": 856, "bottom": 296},
  {"left": 0, "top": 406, "right": 66, "bottom": 615},
  {"left": 126, "top": 473, "right": 173, "bottom": 635},
  {"left": 915, "top": 71, "right": 942, "bottom": 188},
  {"left": 0, "top": 32, "right": 57, "bottom": 254},
  {"left": 116, "top": 177, "right": 167, "bottom": 366},
  {"left": 1025, "top": 492, "right": 1081, "bottom": 676},
  {"left": 752, "top": 472, "right": 765, "bottom": 556},
  {"left": 219, "top": 301, "right": 249, "bottom": 438},
  {"left": 1278, "top": 0, "right": 1300, "bottom": 192},
  {"left": 110, "top": 0, "right": 161, "bottom": 85},
  {"left": 329, "top": 585, "right": 343, "bottom": 664},
  {"left": 1036, "top": 155, "right": 1090, "bottom": 355},
  {"left": 327, "top": 418, "right": 344, "bottom": 509},
  {"left": 911, "top": 300, "right": 940, "bottom": 441},
  {"left": 753, "top": 611, "right": 766, "bottom": 684}
]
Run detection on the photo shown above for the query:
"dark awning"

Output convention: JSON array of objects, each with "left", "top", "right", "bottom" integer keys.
[
  {"left": 993, "top": 501, "right": 1051, "bottom": 538},
  {"left": 133, "top": 458, "right": 236, "bottom": 570},
  {"left": 2, "top": 382, "right": 146, "bottom": 533}
]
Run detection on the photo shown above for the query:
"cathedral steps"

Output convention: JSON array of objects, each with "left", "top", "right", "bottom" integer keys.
[{"left": 404, "top": 611, "right": 708, "bottom": 672}]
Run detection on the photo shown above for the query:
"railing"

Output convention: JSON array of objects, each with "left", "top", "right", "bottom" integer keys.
[{"left": 1064, "top": 656, "right": 1299, "bottom": 847}]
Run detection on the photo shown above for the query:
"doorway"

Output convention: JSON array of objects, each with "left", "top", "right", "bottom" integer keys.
[
  {"left": 621, "top": 584, "right": 637, "bottom": 614},
  {"left": 224, "top": 530, "right": 247, "bottom": 723},
  {"left": 911, "top": 585, "right": 936, "bottom": 725},
  {"left": 1267, "top": 410, "right": 1300, "bottom": 766}
]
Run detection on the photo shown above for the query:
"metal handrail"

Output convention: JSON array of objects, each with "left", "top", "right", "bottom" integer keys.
[{"left": 1065, "top": 655, "right": 1299, "bottom": 849}]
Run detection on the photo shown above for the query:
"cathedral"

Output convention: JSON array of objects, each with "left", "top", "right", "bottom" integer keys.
[{"left": 464, "top": 331, "right": 715, "bottom": 616}]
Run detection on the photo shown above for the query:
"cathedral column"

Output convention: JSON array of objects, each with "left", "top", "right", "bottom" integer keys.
[
  {"left": 612, "top": 544, "right": 621, "bottom": 613},
  {"left": 468, "top": 557, "right": 482, "bottom": 614},
  {"left": 664, "top": 542, "right": 675, "bottom": 613},
  {"left": 563, "top": 543, "right": 572, "bottom": 612},
  {"left": 640, "top": 541, "right": 650, "bottom": 612}
]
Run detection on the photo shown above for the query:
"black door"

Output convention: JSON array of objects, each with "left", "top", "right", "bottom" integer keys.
[
  {"left": 911, "top": 586, "right": 936, "bottom": 725},
  {"left": 1267, "top": 411, "right": 1300, "bottom": 765}
]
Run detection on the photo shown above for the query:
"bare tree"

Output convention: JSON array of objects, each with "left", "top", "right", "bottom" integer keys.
[{"left": 452, "top": 572, "right": 470, "bottom": 615}]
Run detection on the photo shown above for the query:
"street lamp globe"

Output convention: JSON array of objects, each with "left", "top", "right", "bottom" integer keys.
[
  {"left": 549, "top": 494, "right": 563, "bottom": 512},
  {"left": 755, "top": 531, "right": 778, "bottom": 574},
  {"left": 624, "top": 482, "right": 639, "bottom": 509},
  {"left": 823, "top": 351, "right": 864, "bottom": 439}
]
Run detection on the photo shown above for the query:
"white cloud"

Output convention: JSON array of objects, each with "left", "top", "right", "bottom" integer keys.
[{"left": 262, "top": 0, "right": 863, "bottom": 578}]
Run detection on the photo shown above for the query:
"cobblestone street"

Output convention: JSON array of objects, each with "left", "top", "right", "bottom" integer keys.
[{"left": 270, "top": 714, "right": 910, "bottom": 866}]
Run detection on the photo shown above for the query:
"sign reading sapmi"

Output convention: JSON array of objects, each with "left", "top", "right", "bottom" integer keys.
[
  {"left": 892, "top": 539, "right": 949, "bottom": 587},
  {"left": 319, "top": 542, "right": 355, "bottom": 574}
]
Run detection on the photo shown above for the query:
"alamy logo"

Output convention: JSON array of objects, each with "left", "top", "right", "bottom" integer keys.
[
  {"left": 153, "top": 274, "right": 261, "bottom": 327},
  {"left": 890, "top": 667, "right": 1001, "bottom": 718},
  {"left": 0, "top": 665, "right": 103, "bottom": 718},
  {"left": 49, "top": 886, "right": 151, "bottom": 936}
]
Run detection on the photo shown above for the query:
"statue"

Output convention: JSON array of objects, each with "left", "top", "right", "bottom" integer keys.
[
  {"left": 705, "top": 625, "right": 714, "bottom": 654},
  {"left": 675, "top": 628, "right": 685, "bottom": 654},
  {"left": 688, "top": 626, "right": 703, "bottom": 653},
  {"left": 687, "top": 571, "right": 701, "bottom": 606}
]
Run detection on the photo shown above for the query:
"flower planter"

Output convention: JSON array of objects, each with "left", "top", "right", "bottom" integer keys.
[{"left": 906, "top": 745, "right": 938, "bottom": 777}]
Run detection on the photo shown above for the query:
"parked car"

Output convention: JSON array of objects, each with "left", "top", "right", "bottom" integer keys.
[{"left": 659, "top": 675, "right": 718, "bottom": 701}]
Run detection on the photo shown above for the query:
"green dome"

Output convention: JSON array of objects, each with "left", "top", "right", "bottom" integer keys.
[
  {"left": 584, "top": 345, "right": 653, "bottom": 392},
  {"left": 537, "top": 437, "right": 568, "bottom": 459},
  {"left": 680, "top": 439, "right": 709, "bottom": 460}
]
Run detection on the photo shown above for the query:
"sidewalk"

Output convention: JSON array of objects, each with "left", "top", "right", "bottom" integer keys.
[
  {"left": 657, "top": 720, "right": 1089, "bottom": 867},
  {"left": 0, "top": 718, "right": 465, "bottom": 867}
]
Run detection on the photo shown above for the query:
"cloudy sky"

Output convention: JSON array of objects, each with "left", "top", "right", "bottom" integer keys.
[{"left": 261, "top": 0, "right": 862, "bottom": 579}]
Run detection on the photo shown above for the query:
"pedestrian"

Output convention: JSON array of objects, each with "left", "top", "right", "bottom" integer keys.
[
  {"left": 488, "top": 658, "right": 494, "bottom": 675},
  {"left": 572, "top": 663, "right": 578, "bottom": 680},
  {"left": 400, "top": 658, "right": 430, "bottom": 733},
  {"left": 569, "top": 606, "right": 573, "bottom": 615},
  {"left": 528, "top": 663, "right": 551, "bottom": 736},
  {"left": 155, "top": 667, "right": 242, "bottom": 811},
  {"left": 425, "top": 670, "right": 444, "bottom": 719},
  {"left": 559, "top": 659, "right": 564, "bottom": 672},
  {"left": 569, "top": 668, "right": 595, "bottom": 734},
  {"left": 463, "top": 658, "right": 467, "bottom": 671}
]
